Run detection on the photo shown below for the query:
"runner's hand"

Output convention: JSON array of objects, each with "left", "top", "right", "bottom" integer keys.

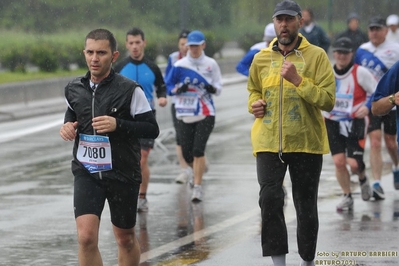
[
  {"left": 60, "top": 121, "right": 78, "bottom": 141},
  {"left": 251, "top": 99, "right": 266, "bottom": 118},
  {"left": 281, "top": 60, "right": 302, "bottom": 87},
  {"left": 158, "top": 97, "right": 168, "bottom": 107},
  {"left": 92, "top": 116, "right": 116, "bottom": 133},
  {"left": 353, "top": 105, "right": 369, "bottom": 119}
]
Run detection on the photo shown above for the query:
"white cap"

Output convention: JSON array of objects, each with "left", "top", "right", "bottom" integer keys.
[
  {"left": 263, "top": 23, "right": 276, "bottom": 42},
  {"left": 387, "top": 14, "right": 399, "bottom": 26}
]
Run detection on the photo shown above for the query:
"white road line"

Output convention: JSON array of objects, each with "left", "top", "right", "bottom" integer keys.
[{"left": 0, "top": 116, "right": 63, "bottom": 143}]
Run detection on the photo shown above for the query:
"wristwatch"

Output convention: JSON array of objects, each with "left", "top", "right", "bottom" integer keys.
[{"left": 389, "top": 94, "right": 396, "bottom": 105}]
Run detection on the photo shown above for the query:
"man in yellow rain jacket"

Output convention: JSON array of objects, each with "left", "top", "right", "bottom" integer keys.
[{"left": 247, "top": 1, "right": 335, "bottom": 266}]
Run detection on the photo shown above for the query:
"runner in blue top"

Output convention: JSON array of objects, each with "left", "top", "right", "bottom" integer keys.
[
  {"left": 236, "top": 23, "right": 276, "bottom": 76},
  {"left": 114, "top": 28, "right": 167, "bottom": 110},
  {"left": 372, "top": 60, "right": 399, "bottom": 190},
  {"left": 354, "top": 16, "right": 399, "bottom": 200},
  {"left": 114, "top": 27, "right": 167, "bottom": 212}
]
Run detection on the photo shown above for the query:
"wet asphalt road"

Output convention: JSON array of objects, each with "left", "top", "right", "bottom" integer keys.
[{"left": 0, "top": 78, "right": 399, "bottom": 266}]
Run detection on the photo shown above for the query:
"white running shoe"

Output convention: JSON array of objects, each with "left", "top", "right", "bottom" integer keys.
[
  {"left": 336, "top": 195, "right": 354, "bottom": 211},
  {"left": 137, "top": 198, "right": 148, "bottom": 212},
  {"left": 191, "top": 185, "right": 203, "bottom": 202},
  {"left": 175, "top": 170, "right": 189, "bottom": 184}
]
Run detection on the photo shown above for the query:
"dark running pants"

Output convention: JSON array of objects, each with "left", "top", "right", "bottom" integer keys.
[
  {"left": 256, "top": 152, "right": 322, "bottom": 261},
  {"left": 179, "top": 116, "right": 215, "bottom": 164}
]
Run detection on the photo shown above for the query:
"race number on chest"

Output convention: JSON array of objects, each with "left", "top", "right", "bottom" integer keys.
[{"left": 77, "top": 134, "right": 112, "bottom": 173}]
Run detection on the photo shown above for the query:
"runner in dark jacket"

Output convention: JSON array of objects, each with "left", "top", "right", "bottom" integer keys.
[
  {"left": 335, "top": 12, "right": 368, "bottom": 51},
  {"left": 60, "top": 28, "right": 158, "bottom": 266}
]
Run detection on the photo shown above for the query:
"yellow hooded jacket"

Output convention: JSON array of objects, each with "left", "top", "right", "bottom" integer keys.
[{"left": 247, "top": 34, "right": 335, "bottom": 156}]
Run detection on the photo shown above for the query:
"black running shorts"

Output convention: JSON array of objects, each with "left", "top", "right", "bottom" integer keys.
[
  {"left": 368, "top": 110, "right": 397, "bottom": 135},
  {"left": 325, "top": 118, "right": 366, "bottom": 156},
  {"left": 74, "top": 172, "right": 140, "bottom": 229}
]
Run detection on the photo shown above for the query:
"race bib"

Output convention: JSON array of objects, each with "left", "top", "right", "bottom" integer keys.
[
  {"left": 175, "top": 92, "right": 199, "bottom": 116},
  {"left": 77, "top": 134, "right": 112, "bottom": 173},
  {"left": 330, "top": 93, "right": 353, "bottom": 118}
]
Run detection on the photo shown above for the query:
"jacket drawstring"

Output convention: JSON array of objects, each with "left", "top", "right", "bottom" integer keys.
[{"left": 278, "top": 55, "right": 285, "bottom": 164}]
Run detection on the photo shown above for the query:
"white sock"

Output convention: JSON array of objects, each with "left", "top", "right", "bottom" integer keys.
[
  {"left": 299, "top": 259, "right": 314, "bottom": 266},
  {"left": 271, "top": 254, "right": 286, "bottom": 266},
  {"left": 373, "top": 180, "right": 380, "bottom": 186},
  {"left": 392, "top": 165, "right": 399, "bottom": 171}
]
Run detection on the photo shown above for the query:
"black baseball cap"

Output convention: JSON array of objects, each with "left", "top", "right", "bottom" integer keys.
[
  {"left": 272, "top": 0, "right": 302, "bottom": 18},
  {"left": 332, "top": 37, "right": 353, "bottom": 53},
  {"left": 347, "top": 12, "right": 359, "bottom": 23},
  {"left": 368, "top": 16, "right": 387, "bottom": 28},
  {"left": 179, "top": 29, "right": 190, "bottom": 39}
]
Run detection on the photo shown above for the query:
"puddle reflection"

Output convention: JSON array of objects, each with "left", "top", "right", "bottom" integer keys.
[{"left": 138, "top": 184, "right": 209, "bottom": 265}]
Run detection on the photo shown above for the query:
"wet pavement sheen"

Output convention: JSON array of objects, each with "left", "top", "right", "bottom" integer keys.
[{"left": 0, "top": 79, "right": 398, "bottom": 266}]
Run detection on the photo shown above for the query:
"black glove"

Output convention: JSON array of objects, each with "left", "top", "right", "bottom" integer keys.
[
  {"left": 204, "top": 84, "right": 217, "bottom": 94},
  {"left": 176, "top": 83, "right": 189, "bottom": 94}
]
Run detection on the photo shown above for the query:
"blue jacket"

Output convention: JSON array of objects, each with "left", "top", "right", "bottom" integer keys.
[
  {"left": 114, "top": 56, "right": 166, "bottom": 109},
  {"left": 372, "top": 60, "right": 399, "bottom": 142},
  {"left": 236, "top": 42, "right": 267, "bottom": 76}
]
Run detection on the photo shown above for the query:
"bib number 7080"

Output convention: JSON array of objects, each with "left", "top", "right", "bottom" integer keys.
[
  {"left": 77, "top": 134, "right": 112, "bottom": 173},
  {"left": 82, "top": 146, "right": 106, "bottom": 159}
]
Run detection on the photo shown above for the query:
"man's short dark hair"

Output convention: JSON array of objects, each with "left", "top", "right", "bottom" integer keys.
[
  {"left": 126, "top": 27, "right": 145, "bottom": 41},
  {"left": 85, "top": 29, "right": 118, "bottom": 53}
]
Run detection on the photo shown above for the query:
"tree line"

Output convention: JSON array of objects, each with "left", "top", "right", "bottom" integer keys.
[
  {"left": 1, "top": 0, "right": 398, "bottom": 73},
  {"left": 0, "top": 0, "right": 398, "bottom": 34}
]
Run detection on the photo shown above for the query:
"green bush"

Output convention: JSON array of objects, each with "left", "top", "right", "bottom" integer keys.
[
  {"left": 58, "top": 44, "right": 72, "bottom": 71},
  {"left": 1, "top": 46, "right": 29, "bottom": 72},
  {"left": 0, "top": 28, "right": 228, "bottom": 74},
  {"left": 235, "top": 23, "right": 266, "bottom": 52},
  {"left": 157, "top": 34, "right": 179, "bottom": 60},
  {"left": 68, "top": 43, "right": 87, "bottom": 69},
  {"left": 237, "top": 32, "right": 263, "bottom": 52},
  {"left": 203, "top": 31, "right": 224, "bottom": 58},
  {"left": 145, "top": 42, "right": 158, "bottom": 62},
  {"left": 30, "top": 42, "right": 59, "bottom": 72}
]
